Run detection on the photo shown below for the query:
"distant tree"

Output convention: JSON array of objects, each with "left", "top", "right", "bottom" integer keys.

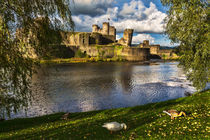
[
  {"left": 0, "top": 0, "right": 74, "bottom": 118},
  {"left": 161, "top": 0, "right": 209, "bottom": 90}
]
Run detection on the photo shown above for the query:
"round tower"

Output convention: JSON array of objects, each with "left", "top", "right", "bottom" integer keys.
[
  {"left": 123, "top": 29, "right": 134, "bottom": 46},
  {"left": 143, "top": 40, "right": 149, "bottom": 46},
  {"left": 92, "top": 24, "right": 99, "bottom": 33},
  {"left": 109, "top": 26, "right": 116, "bottom": 37},
  {"left": 102, "top": 22, "right": 109, "bottom": 35}
]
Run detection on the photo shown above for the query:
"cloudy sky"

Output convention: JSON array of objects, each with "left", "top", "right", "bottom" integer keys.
[{"left": 70, "top": 0, "right": 178, "bottom": 46}]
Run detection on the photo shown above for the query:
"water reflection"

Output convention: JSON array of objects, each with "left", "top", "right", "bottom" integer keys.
[
  {"left": 11, "top": 62, "right": 196, "bottom": 118},
  {"left": 120, "top": 64, "right": 133, "bottom": 94}
]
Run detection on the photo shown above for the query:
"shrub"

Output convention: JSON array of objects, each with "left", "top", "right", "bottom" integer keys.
[{"left": 75, "top": 50, "right": 87, "bottom": 58}]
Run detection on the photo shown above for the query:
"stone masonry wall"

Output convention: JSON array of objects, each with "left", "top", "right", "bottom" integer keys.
[
  {"left": 121, "top": 47, "right": 150, "bottom": 61},
  {"left": 118, "top": 29, "right": 134, "bottom": 46}
]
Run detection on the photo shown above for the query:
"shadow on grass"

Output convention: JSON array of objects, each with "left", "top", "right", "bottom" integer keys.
[
  {"left": 2, "top": 107, "right": 162, "bottom": 140},
  {"left": 0, "top": 113, "right": 63, "bottom": 133}
]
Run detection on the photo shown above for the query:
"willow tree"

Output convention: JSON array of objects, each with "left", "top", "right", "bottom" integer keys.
[
  {"left": 0, "top": 0, "right": 74, "bottom": 118},
  {"left": 161, "top": 0, "right": 209, "bottom": 90}
]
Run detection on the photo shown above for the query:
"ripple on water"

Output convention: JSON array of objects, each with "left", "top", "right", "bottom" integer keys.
[{"left": 11, "top": 62, "right": 197, "bottom": 119}]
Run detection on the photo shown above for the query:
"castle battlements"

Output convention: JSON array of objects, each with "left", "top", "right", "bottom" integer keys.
[
  {"left": 92, "top": 22, "right": 133, "bottom": 46},
  {"left": 92, "top": 22, "right": 116, "bottom": 37}
]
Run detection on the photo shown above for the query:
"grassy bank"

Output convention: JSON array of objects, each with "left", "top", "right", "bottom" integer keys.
[
  {"left": 0, "top": 90, "right": 209, "bottom": 139},
  {"left": 40, "top": 57, "right": 126, "bottom": 64}
]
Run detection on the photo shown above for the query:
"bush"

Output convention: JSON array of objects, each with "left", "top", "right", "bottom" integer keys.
[{"left": 75, "top": 50, "right": 87, "bottom": 58}]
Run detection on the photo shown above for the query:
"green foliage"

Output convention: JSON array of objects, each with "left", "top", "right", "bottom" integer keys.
[
  {"left": 0, "top": 18, "right": 34, "bottom": 118},
  {"left": 75, "top": 50, "right": 87, "bottom": 58},
  {"left": 161, "top": 0, "right": 209, "bottom": 90},
  {"left": 162, "top": 54, "right": 166, "bottom": 60},
  {"left": 113, "top": 45, "right": 124, "bottom": 56},
  {"left": 0, "top": 0, "right": 74, "bottom": 118},
  {"left": 0, "top": 90, "right": 209, "bottom": 139}
]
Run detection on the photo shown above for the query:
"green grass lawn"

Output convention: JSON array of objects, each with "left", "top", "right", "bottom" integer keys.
[
  {"left": 40, "top": 57, "right": 126, "bottom": 64},
  {"left": 0, "top": 90, "right": 209, "bottom": 140}
]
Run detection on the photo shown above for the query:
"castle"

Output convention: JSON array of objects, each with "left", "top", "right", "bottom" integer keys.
[
  {"left": 17, "top": 18, "right": 176, "bottom": 60},
  {"left": 58, "top": 22, "right": 152, "bottom": 61},
  {"left": 60, "top": 22, "right": 135, "bottom": 47}
]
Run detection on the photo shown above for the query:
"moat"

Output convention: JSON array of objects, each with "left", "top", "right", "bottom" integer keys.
[{"left": 11, "top": 61, "right": 196, "bottom": 119}]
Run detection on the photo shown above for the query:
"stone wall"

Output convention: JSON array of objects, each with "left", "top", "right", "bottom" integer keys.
[
  {"left": 92, "top": 22, "right": 116, "bottom": 40},
  {"left": 150, "top": 45, "right": 160, "bottom": 55},
  {"left": 158, "top": 49, "right": 173, "bottom": 58},
  {"left": 79, "top": 45, "right": 115, "bottom": 58},
  {"left": 109, "top": 26, "right": 116, "bottom": 36},
  {"left": 102, "top": 22, "right": 109, "bottom": 35},
  {"left": 60, "top": 32, "right": 90, "bottom": 47},
  {"left": 92, "top": 24, "right": 99, "bottom": 33},
  {"left": 138, "top": 40, "right": 178, "bottom": 59},
  {"left": 121, "top": 47, "right": 150, "bottom": 61},
  {"left": 143, "top": 40, "right": 149, "bottom": 46},
  {"left": 118, "top": 29, "right": 134, "bottom": 46},
  {"left": 61, "top": 22, "right": 117, "bottom": 48},
  {"left": 78, "top": 45, "right": 150, "bottom": 61}
]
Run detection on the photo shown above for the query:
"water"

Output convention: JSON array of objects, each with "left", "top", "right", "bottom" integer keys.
[{"left": 12, "top": 61, "right": 196, "bottom": 118}]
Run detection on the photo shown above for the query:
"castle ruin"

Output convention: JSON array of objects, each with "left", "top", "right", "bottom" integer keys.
[
  {"left": 58, "top": 22, "right": 151, "bottom": 61},
  {"left": 118, "top": 29, "right": 134, "bottom": 46},
  {"left": 18, "top": 18, "right": 176, "bottom": 61},
  {"left": 139, "top": 40, "right": 176, "bottom": 58},
  {"left": 60, "top": 22, "right": 135, "bottom": 47}
]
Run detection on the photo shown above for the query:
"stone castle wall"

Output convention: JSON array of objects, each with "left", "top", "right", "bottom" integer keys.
[
  {"left": 121, "top": 48, "right": 150, "bottom": 61},
  {"left": 92, "top": 22, "right": 116, "bottom": 40},
  {"left": 78, "top": 45, "right": 150, "bottom": 61},
  {"left": 118, "top": 29, "right": 134, "bottom": 47},
  {"left": 149, "top": 45, "right": 160, "bottom": 55},
  {"left": 139, "top": 40, "right": 177, "bottom": 59},
  {"left": 60, "top": 32, "right": 90, "bottom": 47}
]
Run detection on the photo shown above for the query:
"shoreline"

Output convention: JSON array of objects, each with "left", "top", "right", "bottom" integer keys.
[{"left": 39, "top": 57, "right": 180, "bottom": 64}]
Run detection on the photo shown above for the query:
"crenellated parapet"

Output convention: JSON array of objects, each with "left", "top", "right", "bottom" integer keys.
[{"left": 92, "top": 22, "right": 116, "bottom": 39}]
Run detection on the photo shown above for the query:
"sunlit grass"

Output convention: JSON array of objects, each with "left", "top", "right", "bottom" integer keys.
[
  {"left": 0, "top": 90, "right": 209, "bottom": 139},
  {"left": 40, "top": 57, "right": 126, "bottom": 64}
]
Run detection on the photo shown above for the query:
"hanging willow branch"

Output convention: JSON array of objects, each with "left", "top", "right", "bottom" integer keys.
[{"left": 0, "top": 0, "right": 74, "bottom": 118}]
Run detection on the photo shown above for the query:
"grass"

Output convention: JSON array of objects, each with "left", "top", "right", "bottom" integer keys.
[
  {"left": 0, "top": 90, "right": 209, "bottom": 139},
  {"left": 40, "top": 57, "right": 126, "bottom": 64}
]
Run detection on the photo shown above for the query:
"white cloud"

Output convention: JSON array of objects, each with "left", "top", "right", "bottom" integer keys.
[
  {"left": 132, "top": 34, "right": 155, "bottom": 44},
  {"left": 72, "top": 0, "right": 167, "bottom": 34},
  {"left": 72, "top": 6, "right": 119, "bottom": 32},
  {"left": 116, "top": 34, "right": 121, "bottom": 40},
  {"left": 119, "top": 0, "right": 145, "bottom": 19},
  {"left": 114, "top": 1, "right": 167, "bottom": 33},
  {"left": 158, "top": 42, "right": 180, "bottom": 47}
]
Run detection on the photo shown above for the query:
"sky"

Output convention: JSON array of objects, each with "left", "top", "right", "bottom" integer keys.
[{"left": 70, "top": 0, "right": 179, "bottom": 47}]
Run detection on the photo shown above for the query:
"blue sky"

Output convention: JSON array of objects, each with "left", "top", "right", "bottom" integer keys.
[{"left": 70, "top": 0, "right": 178, "bottom": 47}]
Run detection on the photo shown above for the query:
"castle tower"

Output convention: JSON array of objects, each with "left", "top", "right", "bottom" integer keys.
[
  {"left": 102, "top": 22, "right": 109, "bottom": 35},
  {"left": 92, "top": 24, "right": 99, "bottom": 33},
  {"left": 109, "top": 26, "right": 116, "bottom": 37},
  {"left": 123, "top": 29, "right": 134, "bottom": 46},
  {"left": 143, "top": 40, "right": 149, "bottom": 46}
]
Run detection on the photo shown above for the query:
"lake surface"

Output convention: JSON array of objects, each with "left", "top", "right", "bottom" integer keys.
[{"left": 12, "top": 61, "right": 196, "bottom": 118}]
